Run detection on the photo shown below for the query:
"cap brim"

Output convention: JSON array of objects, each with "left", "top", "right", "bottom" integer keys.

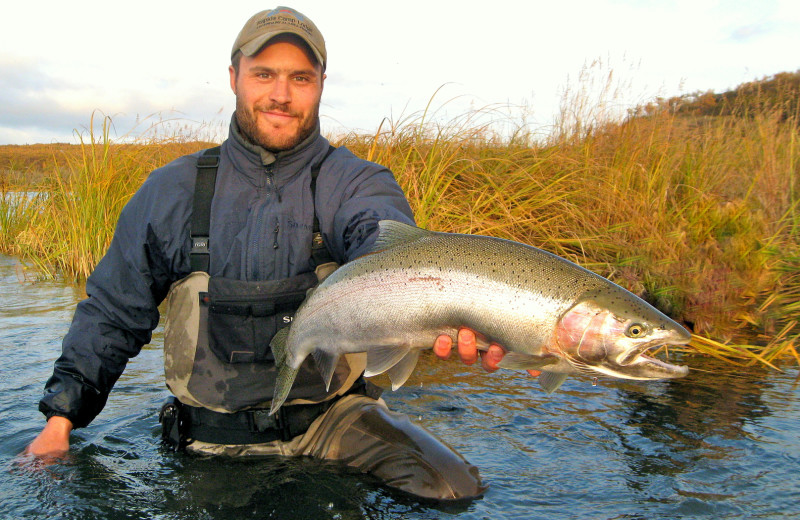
[{"left": 238, "top": 30, "right": 325, "bottom": 69}]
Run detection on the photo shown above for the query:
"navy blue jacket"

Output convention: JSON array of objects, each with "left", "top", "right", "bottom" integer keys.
[{"left": 39, "top": 117, "right": 415, "bottom": 428}]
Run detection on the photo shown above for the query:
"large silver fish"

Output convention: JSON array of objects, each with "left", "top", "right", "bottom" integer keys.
[{"left": 270, "top": 220, "right": 690, "bottom": 414}]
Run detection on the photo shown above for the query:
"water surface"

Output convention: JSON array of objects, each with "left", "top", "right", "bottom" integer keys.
[{"left": 1, "top": 254, "right": 798, "bottom": 519}]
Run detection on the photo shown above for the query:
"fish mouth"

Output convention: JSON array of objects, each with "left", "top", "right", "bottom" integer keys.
[
  {"left": 616, "top": 328, "right": 691, "bottom": 371},
  {"left": 622, "top": 352, "right": 689, "bottom": 379},
  {"left": 617, "top": 340, "right": 669, "bottom": 366},
  {"left": 563, "top": 343, "right": 689, "bottom": 381},
  {"left": 609, "top": 341, "right": 689, "bottom": 380}
]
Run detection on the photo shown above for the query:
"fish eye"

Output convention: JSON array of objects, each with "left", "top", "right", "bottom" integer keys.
[{"left": 626, "top": 323, "right": 647, "bottom": 338}]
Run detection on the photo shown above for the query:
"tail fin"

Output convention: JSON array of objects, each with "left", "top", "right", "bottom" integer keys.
[
  {"left": 271, "top": 364, "right": 300, "bottom": 415},
  {"left": 270, "top": 327, "right": 297, "bottom": 415},
  {"left": 271, "top": 328, "right": 290, "bottom": 366}
]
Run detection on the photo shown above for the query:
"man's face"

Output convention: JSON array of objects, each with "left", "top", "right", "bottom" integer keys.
[{"left": 229, "top": 37, "right": 325, "bottom": 152}]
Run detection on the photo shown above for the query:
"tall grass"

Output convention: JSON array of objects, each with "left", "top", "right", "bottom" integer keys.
[
  {"left": 2, "top": 74, "right": 798, "bottom": 367},
  {"left": 336, "top": 74, "right": 800, "bottom": 367},
  {"left": 1, "top": 113, "right": 214, "bottom": 279},
  {"left": 0, "top": 185, "right": 41, "bottom": 257}
]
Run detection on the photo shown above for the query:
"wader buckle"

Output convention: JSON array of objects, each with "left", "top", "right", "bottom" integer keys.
[
  {"left": 251, "top": 408, "right": 293, "bottom": 442},
  {"left": 159, "top": 396, "right": 186, "bottom": 451}
]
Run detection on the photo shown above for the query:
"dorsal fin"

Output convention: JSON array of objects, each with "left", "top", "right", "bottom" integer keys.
[{"left": 371, "top": 220, "right": 432, "bottom": 253}]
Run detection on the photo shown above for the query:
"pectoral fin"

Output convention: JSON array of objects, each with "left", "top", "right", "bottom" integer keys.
[
  {"left": 496, "top": 352, "right": 559, "bottom": 371},
  {"left": 538, "top": 371, "right": 568, "bottom": 394}
]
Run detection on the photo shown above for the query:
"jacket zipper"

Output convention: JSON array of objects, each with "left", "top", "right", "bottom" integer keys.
[{"left": 250, "top": 164, "right": 275, "bottom": 280}]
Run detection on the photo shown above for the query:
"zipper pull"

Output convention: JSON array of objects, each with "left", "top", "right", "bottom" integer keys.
[
  {"left": 265, "top": 164, "right": 282, "bottom": 202},
  {"left": 273, "top": 222, "right": 279, "bottom": 249}
]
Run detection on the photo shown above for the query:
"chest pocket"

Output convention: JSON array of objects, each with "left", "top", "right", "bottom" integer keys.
[{"left": 203, "top": 272, "right": 317, "bottom": 363}]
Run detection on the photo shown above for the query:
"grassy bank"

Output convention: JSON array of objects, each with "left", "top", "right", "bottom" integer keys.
[
  {"left": 1, "top": 75, "right": 799, "bottom": 368},
  {"left": 0, "top": 114, "right": 214, "bottom": 276}
]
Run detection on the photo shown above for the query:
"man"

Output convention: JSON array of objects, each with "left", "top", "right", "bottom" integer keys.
[{"left": 27, "top": 7, "right": 533, "bottom": 500}]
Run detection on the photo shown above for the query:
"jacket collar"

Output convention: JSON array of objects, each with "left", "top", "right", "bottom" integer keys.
[{"left": 225, "top": 113, "right": 326, "bottom": 184}]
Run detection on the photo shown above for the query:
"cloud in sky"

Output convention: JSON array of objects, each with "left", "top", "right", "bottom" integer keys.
[
  {"left": 729, "top": 22, "right": 775, "bottom": 42},
  {"left": 1, "top": 0, "right": 798, "bottom": 144},
  {"left": 1, "top": 59, "right": 135, "bottom": 137},
  {"left": 0, "top": 50, "right": 231, "bottom": 143}
]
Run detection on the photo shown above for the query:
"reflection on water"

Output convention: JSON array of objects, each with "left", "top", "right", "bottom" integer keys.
[{"left": 1, "top": 253, "right": 799, "bottom": 520}]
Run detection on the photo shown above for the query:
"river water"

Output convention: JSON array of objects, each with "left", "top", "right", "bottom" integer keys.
[{"left": 1, "top": 253, "right": 798, "bottom": 519}]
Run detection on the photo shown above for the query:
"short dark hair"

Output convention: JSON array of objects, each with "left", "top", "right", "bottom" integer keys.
[{"left": 231, "top": 50, "right": 244, "bottom": 76}]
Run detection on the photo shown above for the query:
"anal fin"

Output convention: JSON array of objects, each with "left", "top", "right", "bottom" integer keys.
[
  {"left": 386, "top": 350, "right": 421, "bottom": 390},
  {"left": 312, "top": 349, "right": 340, "bottom": 391},
  {"left": 365, "top": 345, "right": 412, "bottom": 377}
]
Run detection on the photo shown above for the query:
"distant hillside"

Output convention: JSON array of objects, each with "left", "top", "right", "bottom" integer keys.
[{"left": 634, "top": 70, "right": 800, "bottom": 121}]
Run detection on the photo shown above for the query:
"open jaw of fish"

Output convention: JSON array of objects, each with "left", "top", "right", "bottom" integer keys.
[
  {"left": 501, "top": 298, "right": 692, "bottom": 393},
  {"left": 268, "top": 220, "right": 692, "bottom": 414}
]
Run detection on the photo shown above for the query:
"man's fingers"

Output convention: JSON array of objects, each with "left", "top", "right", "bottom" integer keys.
[
  {"left": 457, "top": 328, "right": 478, "bottom": 365},
  {"left": 482, "top": 344, "right": 505, "bottom": 372},
  {"left": 434, "top": 329, "right": 540, "bottom": 377},
  {"left": 433, "top": 334, "right": 453, "bottom": 359}
]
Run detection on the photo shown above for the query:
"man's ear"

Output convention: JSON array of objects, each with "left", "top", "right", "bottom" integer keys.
[{"left": 229, "top": 65, "right": 237, "bottom": 95}]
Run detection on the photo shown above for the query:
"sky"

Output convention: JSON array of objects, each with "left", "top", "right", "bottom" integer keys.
[{"left": 1, "top": 0, "right": 798, "bottom": 145}]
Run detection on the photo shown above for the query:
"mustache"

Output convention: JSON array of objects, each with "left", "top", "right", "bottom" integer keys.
[{"left": 256, "top": 103, "right": 299, "bottom": 117}]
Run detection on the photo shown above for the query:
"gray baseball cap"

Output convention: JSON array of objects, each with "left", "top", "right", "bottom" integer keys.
[{"left": 231, "top": 6, "right": 326, "bottom": 70}]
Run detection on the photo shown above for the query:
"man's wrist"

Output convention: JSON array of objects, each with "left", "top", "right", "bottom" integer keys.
[{"left": 45, "top": 415, "right": 74, "bottom": 434}]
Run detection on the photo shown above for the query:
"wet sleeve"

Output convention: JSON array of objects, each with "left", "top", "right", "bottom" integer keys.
[
  {"left": 325, "top": 158, "right": 415, "bottom": 262},
  {"left": 38, "top": 171, "right": 191, "bottom": 428}
]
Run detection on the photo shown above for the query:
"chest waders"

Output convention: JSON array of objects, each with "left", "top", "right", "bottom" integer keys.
[{"left": 160, "top": 146, "right": 372, "bottom": 449}]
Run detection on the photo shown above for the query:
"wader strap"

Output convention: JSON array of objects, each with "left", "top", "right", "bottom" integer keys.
[
  {"left": 189, "top": 144, "right": 336, "bottom": 273},
  {"left": 310, "top": 145, "right": 337, "bottom": 267},
  {"left": 190, "top": 146, "right": 222, "bottom": 272}
]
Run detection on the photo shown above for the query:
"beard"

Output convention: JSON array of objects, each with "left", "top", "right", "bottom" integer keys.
[{"left": 235, "top": 96, "right": 319, "bottom": 152}]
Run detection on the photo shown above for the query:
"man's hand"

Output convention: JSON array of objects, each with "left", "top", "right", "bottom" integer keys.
[
  {"left": 24, "top": 416, "right": 73, "bottom": 459},
  {"left": 434, "top": 328, "right": 541, "bottom": 377}
]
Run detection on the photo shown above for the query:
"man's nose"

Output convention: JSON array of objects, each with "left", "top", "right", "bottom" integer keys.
[{"left": 269, "top": 77, "right": 291, "bottom": 104}]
